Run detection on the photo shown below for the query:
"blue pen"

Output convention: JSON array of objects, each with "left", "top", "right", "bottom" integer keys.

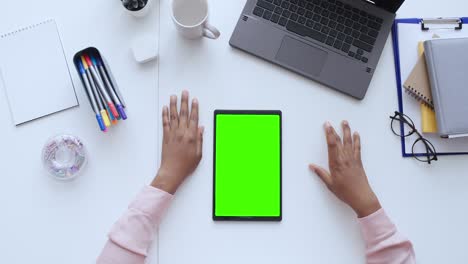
[
  {"left": 79, "top": 58, "right": 107, "bottom": 132},
  {"left": 92, "top": 56, "right": 128, "bottom": 120}
]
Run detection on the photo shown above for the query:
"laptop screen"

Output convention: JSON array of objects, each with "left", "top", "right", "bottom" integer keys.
[{"left": 366, "top": 0, "right": 405, "bottom": 13}]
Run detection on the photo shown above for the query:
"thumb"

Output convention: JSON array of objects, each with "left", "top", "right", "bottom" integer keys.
[{"left": 309, "top": 164, "right": 332, "bottom": 187}]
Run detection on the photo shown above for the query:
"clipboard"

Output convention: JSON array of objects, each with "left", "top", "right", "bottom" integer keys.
[{"left": 392, "top": 17, "right": 468, "bottom": 158}]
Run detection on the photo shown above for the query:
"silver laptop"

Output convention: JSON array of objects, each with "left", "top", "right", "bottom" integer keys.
[{"left": 230, "top": 0, "right": 405, "bottom": 99}]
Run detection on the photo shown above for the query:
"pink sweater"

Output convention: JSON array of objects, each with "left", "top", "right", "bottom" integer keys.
[{"left": 96, "top": 186, "right": 415, "bottom": 264}]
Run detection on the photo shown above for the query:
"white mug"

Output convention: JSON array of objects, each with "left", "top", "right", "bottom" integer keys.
[{"left": 171, "top": 0, "right": 220, "bottom": 40}]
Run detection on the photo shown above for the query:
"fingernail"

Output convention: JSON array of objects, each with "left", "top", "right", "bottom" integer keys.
[
  {"left": 193, "top": 98, "right": 198, "bottom": 104},
  {"left": 342, "top": 120, "right": 349, "bottom": 126},
  {"left": 324, "top": 122, "right": 331, "bottom": 132},
  {"left": 182, "top": 90, "right": 189, "bottom": 96},
  {"left": 308, "top": 164, "right": 316, "bottom": 173},
  {"left": 171, "top": 95, "right": 176, "bottom": 101}
]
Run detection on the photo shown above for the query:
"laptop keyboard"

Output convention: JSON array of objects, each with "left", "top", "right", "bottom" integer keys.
[{"left": 253, "top": 0, "right": 384, "bottom": 63}]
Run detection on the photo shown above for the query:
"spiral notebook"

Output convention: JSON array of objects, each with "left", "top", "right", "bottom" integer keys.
[
  {"left": 0, "top": 19, "right": 78, "bottom": 125},
  {"left": 403, "top": 54, "right": 434, "bottom": 108}
]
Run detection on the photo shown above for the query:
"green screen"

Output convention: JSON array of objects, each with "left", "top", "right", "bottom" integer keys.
[{"left": 215, "top": 113, "right": 281, "bottom": 218}]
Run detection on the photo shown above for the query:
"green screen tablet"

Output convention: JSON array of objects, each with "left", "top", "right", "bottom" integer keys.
[{"left": 213, "top": 110, "right": 282, "bottom": 221}]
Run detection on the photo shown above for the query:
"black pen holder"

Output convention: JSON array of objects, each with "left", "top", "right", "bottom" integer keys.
[{"left": 73, "top": 47, "right": 127, "bottom": 132}]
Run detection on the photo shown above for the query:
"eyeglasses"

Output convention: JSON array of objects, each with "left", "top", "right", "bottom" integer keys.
[{"left": 389, "top": 111, "right": 438, "bottom": 164}]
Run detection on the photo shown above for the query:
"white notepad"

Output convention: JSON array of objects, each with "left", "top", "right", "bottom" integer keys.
[{"left": 0, "top": 19, "right": 78, "bottom": 125}]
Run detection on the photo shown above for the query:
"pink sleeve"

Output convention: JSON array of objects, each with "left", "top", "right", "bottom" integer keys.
[
  {"left": 96, "top": 186, "right": 173, "bottom": 264},
  {"left": 358, "top": 209, "right": 416, "bottom": 264}
]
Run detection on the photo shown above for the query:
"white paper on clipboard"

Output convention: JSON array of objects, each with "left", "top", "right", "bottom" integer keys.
[{"left": 396, "top": 22, "right": 468, "bottom": 155}]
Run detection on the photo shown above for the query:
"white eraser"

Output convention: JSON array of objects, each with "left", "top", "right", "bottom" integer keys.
[{"left": 132, "top": 35, "right": 158, "bottom": 63}]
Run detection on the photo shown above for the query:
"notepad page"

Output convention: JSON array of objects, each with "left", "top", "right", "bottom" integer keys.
[{"left": 0, "top": 19, "right": 78, "bottom": 125}]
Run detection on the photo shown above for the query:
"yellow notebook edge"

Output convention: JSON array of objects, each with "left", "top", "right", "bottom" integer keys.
[{"left": 418, "top": 42, "right": 438, "bottom": 133}]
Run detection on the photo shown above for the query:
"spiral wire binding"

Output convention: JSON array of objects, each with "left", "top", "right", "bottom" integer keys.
[
  {"left": 405, "top": 85, "right": 434, "bottom": 109},
  {"left": 1, "top": 19, "right": 54, "bottom": 39}
]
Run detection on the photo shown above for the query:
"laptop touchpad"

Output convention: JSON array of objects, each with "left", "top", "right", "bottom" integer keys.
[{"left": 275, "top": 36, "right": 327, "bottom": 76}]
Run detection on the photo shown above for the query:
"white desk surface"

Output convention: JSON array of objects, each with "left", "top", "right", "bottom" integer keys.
[{"left": 1, "top": 0, "right": 468, "bottom": 263}]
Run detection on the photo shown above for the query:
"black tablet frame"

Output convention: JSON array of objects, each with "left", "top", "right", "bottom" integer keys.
[{"left": 213, "top": 110, "right": 282, "bottom": 221}]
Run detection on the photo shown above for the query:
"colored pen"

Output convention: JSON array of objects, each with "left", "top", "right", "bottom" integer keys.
[
  {"left": 96, "top": 84, "right": 117, "bottom": 126},
  {"left": 96, "top": 88, "right": 112, "bottom": 128},
  {"left": 92, "top": 74, "right": 112, "bottom": 127},
  {"left": 103, "top": 100, "right": 118, "bottom": 125},
  {"left": 86, "top": 62, "right": 111, "bottom": 128},
  {"left": 78, "top": 59, "right": 106, "bottom": 132},
  {"left": 94, "top": 57, "right": 127, "bottom": 120},
  {"left": 93, "top": 63, "right": 119, "bottom": 124},
  {"left": 82, "top": 56, "right": 110, "bottom": 131},
  {"left": 84, "top": 55, "right": 120, "bottom": 119},
  {"left": 109, "top": 108, "right": 118, "bottom": 125},
  {"left": 88, "top": 55, "right": 121, "bottom": 121}
]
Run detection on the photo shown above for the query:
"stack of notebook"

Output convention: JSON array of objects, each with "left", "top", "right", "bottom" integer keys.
[
  {"left": 403, "top": 42, "right": 437, "bottom": 133},
  {"left": 404, "top": 38, "right": 468, "bottom": 138}
]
